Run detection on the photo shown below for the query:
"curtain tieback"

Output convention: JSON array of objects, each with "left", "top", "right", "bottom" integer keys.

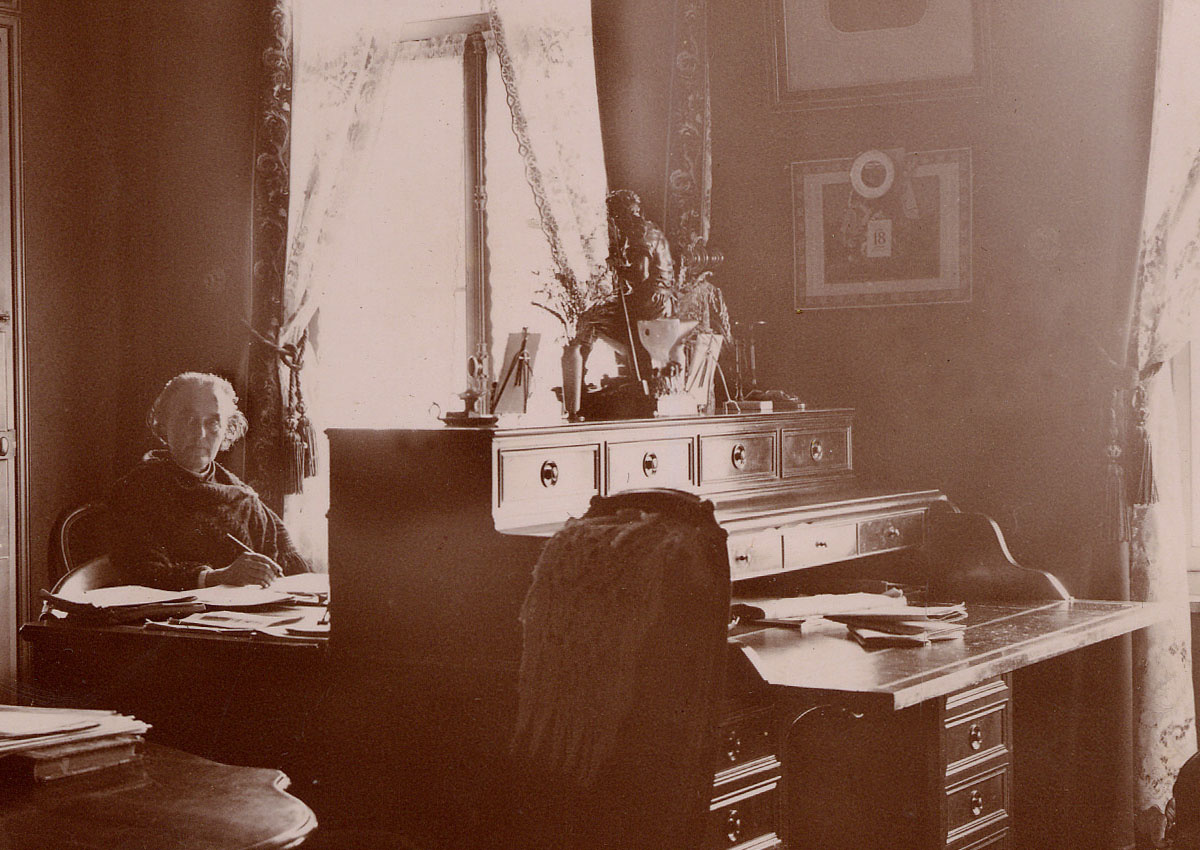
[
  {"left": 243, "top": 321, "right": 318, "bottom": 495},
  {"left": 1132, "top": 365, "right": 1161, "bottom": 508}
]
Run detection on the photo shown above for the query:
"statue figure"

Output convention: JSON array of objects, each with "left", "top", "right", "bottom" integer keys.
[{"left": 606, "top": 189, "right": 675, "bottom": 322}]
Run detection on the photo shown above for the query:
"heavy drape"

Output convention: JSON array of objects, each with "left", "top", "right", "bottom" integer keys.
[{"left": 1125, "top": 0, "right": 1200, "bottom": 843}]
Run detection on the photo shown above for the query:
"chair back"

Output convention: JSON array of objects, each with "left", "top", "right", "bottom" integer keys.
[{"left": 47, "top": 501, "right": 111, "bottom": 585}]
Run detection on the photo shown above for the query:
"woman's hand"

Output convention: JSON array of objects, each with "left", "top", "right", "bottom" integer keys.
[{"left": 204, "top": 553, "right": 283, "bottom": 587}]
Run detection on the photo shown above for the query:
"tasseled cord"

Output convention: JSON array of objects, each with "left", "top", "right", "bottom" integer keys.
[
  {"left": 282, "top": 330, "right": 319, "bottom": 496},
  {"left": 1103, "top": 388, "right": 1132, "bottom": 543},
  {"left": 1132, "top": 378, "right": 1158, "bottom": 507}
]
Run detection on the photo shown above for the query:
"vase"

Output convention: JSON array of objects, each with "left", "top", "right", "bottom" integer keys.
[{"left": 561, "top": 343, "right": 584, "bottom": 421}]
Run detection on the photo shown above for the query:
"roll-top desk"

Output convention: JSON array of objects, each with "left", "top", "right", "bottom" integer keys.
[{"left": 326, "top": 411, "right": 1159, "bottom": 850}]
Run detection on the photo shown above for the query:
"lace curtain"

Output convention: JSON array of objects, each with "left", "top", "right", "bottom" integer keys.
[
  {"left": 1126, "top": 0, "right": 1200, "bottom": 843},
  {"left": 487, "top": 0, "right": 609, "bottom": 293}
]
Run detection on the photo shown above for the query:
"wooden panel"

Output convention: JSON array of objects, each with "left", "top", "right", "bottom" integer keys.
[
  {"left": 699, "top": 431, "right": 777, "bottom": 486},
  {"left": 707, "top": 775, "right": 781, "bottom": 850},
  {"left": 944, "top": 702, "right": 1008, "bottom": 777},
  {"left": 607, "top": 436, "right": 694, "bottom": 492}
]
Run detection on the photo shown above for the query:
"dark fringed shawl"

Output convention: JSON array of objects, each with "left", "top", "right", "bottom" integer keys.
[
  {"left": 511, "top": 494, "right": 729, "bottom": 849},
  {"left": 109, "top": 451, "right": 311, "bottom": 590}
]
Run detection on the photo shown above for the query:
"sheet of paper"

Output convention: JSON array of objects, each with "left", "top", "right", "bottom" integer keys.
[
  {"left": 190, "top": 585, "right": 295, "bottom": 609},
  {"left": 731, "top": 592, "right": 908, "bottom": 621},
  {"left": 173, "top": 610, "right": 307, "bottom": 631},
  {"left": 272, "top": 572, "right": 329, "bottom": 596},
  {"left": 0, "top": 708, "right": 100, "bottom": 739},
  {"left": 64, "top": 585, "right": 198, "bottom": 608}
]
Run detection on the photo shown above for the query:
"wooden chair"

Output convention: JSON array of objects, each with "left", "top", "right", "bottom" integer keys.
[{"left": 42, "top": 501, "right": 121, "bottom": 613}]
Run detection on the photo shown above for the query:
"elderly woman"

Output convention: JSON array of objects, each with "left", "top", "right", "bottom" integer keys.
[{"left": 109, "top": 371, "right": 310, "bottom": 591}]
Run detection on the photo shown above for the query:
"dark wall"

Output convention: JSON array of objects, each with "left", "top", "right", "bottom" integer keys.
[
  {"left": 598, "top": 0, "right": 1159, "bottom": 596},
  {"left": 19, "top": 0, "right": 259, "bottom": 615}
]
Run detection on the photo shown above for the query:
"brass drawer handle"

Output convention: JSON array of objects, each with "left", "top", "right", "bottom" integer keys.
[
  {"left": 724, "top": 731, "right": 743, "bottom": 764},
  {"left": 969, "top": 723, "right": 984, "bottom": 751},
  {"left": 884, "top": 525, "right": 901, "bottom": 542},
  {"left": 731, "top": 443, "right": 748, "bottom": 470},
  {"left": 814, "top": 540, "right": 828, "bottom": 548},
  {"left": 539, "top": 460, "right": 559, "bottom": 488},
  {"left": 810, "top": 438, "right": 824, "bottom": 461},
  {"left": 642, "top": 451, "right": 658, "bottom": 477},
  {"left": 969, "top": 789, "right": 984, "bottom": 818},
  {"left": 726, "top": 809, "right": 744, "bottom": 844}
]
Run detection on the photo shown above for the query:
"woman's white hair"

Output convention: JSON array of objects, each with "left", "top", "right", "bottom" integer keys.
[{"left": 147, "top": 372, "right": 249, "bottom": 451}]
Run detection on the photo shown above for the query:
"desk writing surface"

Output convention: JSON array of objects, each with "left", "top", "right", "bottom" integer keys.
[
  {"left": 732, "top": 599, "right": 1163, "bottom": 710},
  {"left": 0, "top": 743, "right": 316, "bottom": 850}
]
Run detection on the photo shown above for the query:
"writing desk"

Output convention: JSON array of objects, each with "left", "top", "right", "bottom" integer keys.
[
  {"left": 0, "top": 743, "right": 316, "bottom": 849},
  {"left": 19, "top": 613, "right": 331, "bottom": 807}
]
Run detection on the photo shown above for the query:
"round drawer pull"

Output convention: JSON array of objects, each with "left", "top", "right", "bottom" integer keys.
[
  {"left": 969, "top": 789, "right": 985, "bottom": 818},
  {"left": 642, "top": 451, "right": 658, "bottom": 477},
  {"left": 724, "top": 731, "right": 742, "bottom": 764},
  {"left": 539, "top": 460, "right": 559, "bottom": 488},
  {"left": 725, "top": 809, "right": 744, "bottom": 844},
  {"left": 968, "top": 723, "right": 984, "bottom": 751},
  {"left": 731, "top": 443, "right": 748, "bottom": 470},
  {"left": 810, "top": 438, "right": 824, "bottom": 461},
  {"left": 734, "top": 553, "right": 750, "bottom": 563},
  {"left": 0, "top": 435, "right": 9, "bottom": 458},
  {"left": 884, "top": 525, "right": 901, "bottom": 541}
]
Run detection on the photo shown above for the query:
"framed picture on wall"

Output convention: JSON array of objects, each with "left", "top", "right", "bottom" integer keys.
[
  {"left": 791, "top": 147, "right": 972, "bottom": 310},
  {"left": 771, "top": 0, "right": 988, "bottom": 110}
]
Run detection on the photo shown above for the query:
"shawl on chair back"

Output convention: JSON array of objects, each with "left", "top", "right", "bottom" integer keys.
[{"left": 511, "top": 489, "right": 730, "bottom": 850}]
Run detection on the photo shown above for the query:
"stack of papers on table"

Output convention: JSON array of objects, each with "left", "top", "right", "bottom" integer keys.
[
  {"left": 832, "top": 603, "right": 968, "bottom": 647},
  {"left": 731, "top": 591, "right": 910, "bottom": 626},
  {"left": 144, "top": 606, "right": 328, "bottom": 638},
  {"left": 40, "top": 586, "right": 205, "bottom": 624},
  {"left": 0, "top": 705, "right": 149, "bottom": 783}
]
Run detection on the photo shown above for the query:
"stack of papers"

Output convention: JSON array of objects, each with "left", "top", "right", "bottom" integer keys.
[
  {"left": 144, "top": 606, "right": 329, "bottom": 638},
  {"left": 0, "top": 705, "right": 149, "bottom": 756},
  {"left": 40, "top": 586, "right": 205, "bottom": 624},
  {"left": 831, "top": 603, "right": 968, "bottom": 647}
]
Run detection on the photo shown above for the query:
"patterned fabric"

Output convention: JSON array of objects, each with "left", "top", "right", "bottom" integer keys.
[
  {"left": 1127, "top": 0, "right": 1200, "bottom": 842},
  {"left": 488, "top": 0, "right": 609, "bottom": 289},
  {"left": 663, "top": 0, "right": 713, "bottom": 248},
  {"left": 109, "top": 451, "right": 310, "bottom": 591}
]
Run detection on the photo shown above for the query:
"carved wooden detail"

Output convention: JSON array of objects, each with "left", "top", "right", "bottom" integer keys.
[
  {"left": 663, "top": 0, "right": 711, "bottom": 249},
  {"left": 246, "top": 0, "right": 292, "bottom": 510}
]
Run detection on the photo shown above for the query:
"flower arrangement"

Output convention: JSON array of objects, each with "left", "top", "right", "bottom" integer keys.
[
  {"left": 532, "top": 266, "right": 613, "bottom": 346},
  {"left": 668, "top": 238, "right": 733, "bottom": 344}
]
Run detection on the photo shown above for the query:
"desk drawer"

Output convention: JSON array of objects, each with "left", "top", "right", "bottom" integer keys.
[
  {"left": 708, "top": 776, "right": 781, "bottom": 850},
  {"left": 715, "top": 708, "right": 775, "bottom": 782},
  {"left": 858, "top": 510, "right": 924, "bottom": 555},
  {"left": 945, "top": 703, "right": 1009, "bottom": 776},
  {"left": 497, "top": 444, "right": 600, "bottom": 515},
  {"left": 946, "top": 765, "right": 1009, "bottom": 847},
  {"left": 782, "top": 427, "right": 850, "bottom": 477},
  {"left": 728, "top": 530, "right": 783, "bottom": 579},
  {"left": 782, "top": 522, "right": 858, "bottom": 569},
  {"left": 700, "top": 432, "right": 777, "bottom": 486},
  {"left": 607, "top": 437, "right": 694, "bottom": 492}
]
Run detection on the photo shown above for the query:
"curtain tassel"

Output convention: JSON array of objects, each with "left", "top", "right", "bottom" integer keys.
[
  {"left": 1103, "top": 444, "right": 1131, "bottom": 543},
  {"left": 1132, "top": 382, "right": 1158, "bottom": 506},
  {"left": 282, "top": 331, "right": 319, "bottom": 496}
]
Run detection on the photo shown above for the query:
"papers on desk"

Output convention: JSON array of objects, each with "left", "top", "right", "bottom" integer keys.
[
  {"left": 731, "top": 592, "right": 967, "bottom": 647},
  {"left": 40, "top": 587, "right": 206, "bottom": 624},
  {"left": 731, "top": 591, "right": 909, "bottom": 623},
  {"left": 189, "top": 585, "right": 295, "bottom": 609},
  {"left": 144, "top": 605, "right": 329, "bottom": 639},
  {"left": 0, "top": 706, "right": 148, "bottom": 756}
]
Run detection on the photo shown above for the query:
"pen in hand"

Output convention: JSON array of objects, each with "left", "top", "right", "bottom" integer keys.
[{"left": 225, "top": 533, "right": 283, "bottom": 578}]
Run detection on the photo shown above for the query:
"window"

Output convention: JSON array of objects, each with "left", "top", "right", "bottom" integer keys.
[{"left": 285, "top": 5, "right": 561, "bottom": 565}]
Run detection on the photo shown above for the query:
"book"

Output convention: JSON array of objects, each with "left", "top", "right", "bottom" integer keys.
[
  {"left": 0, "top": 707, "right": 149, "bottom": 756},
  {"left": 0, "top": 734, "right": 144, "bottom": 782},
  {"left": 848, "top": 622, "right": 965, "bottom": 648}
]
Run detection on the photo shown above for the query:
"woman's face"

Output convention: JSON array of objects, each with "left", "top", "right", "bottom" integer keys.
[{"left": 163, "top": 383, "right": 229, "bottom": 473}]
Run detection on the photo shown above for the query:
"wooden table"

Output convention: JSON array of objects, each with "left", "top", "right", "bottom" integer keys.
[
  {"left": 0, "top": 743, "right": 316, "bottom": 849},
  {"left": 723, "top": 599, "right": 1164, "bottom": 849},
  {"left": 19, "top": 616, "right": 331, "bottom": 804},
  {"left": 731, "top": 599, "right": 1162, "bottom": 709}
]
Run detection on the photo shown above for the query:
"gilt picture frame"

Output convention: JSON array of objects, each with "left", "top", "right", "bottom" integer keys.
[
  {"left": 771, "top": 0, "right": 988, "bottom": 110},
  {"left": 791, "top": 148, "right": 972, "bottom": 310}
]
